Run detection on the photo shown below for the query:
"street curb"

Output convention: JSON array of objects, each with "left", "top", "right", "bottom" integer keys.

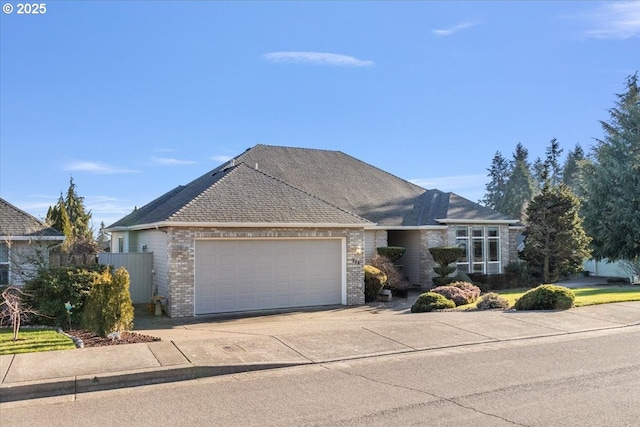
[{"left": 0, "top": 362, "right": 311, "bottom": 403}]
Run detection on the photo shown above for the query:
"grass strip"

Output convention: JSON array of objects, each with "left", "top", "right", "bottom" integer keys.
[{"left": 0, "top": 328, "right": 76, "bottom": 355}]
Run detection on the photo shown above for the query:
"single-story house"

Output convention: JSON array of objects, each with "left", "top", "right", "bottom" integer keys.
[
  {"left": 0, "top": 198, "right": 66, "bottom": 286},
  {"left": 106, "top": 145, "right": 521, "bottom": 317}
]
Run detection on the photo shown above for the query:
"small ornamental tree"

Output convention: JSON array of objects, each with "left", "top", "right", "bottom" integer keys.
[
  {"left": 0, "top": 286, "right": 41, "bottom": 341},
  {"left": 82, "top": 266, "right": 134, "bottom": 337},
  {"left": 376, "top": 247, "right": 406, "bottom": 263},
  {"left": 429, "top": 246, "right": 464, "bottom": 286}
]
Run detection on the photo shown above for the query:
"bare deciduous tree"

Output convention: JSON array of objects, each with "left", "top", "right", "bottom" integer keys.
[{"left": 0, "top": 286, "right": 40, "bottom": 341}]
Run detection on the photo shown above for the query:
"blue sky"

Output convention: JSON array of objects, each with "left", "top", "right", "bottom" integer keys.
[{"left": 1, "top": 1, "right": 638, "bottom": 231}]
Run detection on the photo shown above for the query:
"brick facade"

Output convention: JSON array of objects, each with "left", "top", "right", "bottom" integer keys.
[{"left": 164, "top": 227, "right": 364, "bottom": 318}]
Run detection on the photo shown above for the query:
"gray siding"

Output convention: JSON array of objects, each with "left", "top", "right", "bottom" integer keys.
[
  {"left": 137, "top": 230, "right": 169, "bottom": 298},
  {"left": 98, "top": 252, "right": 153, "bottom": 304}
]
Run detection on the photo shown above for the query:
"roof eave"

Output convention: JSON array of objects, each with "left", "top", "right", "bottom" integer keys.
[
  {"left": 105, "top": 221, "right": 373, "bottom": 232},
  {"left": 0, "top": 235, "right": 66, "bottom": 241},
  {"left": 435, "top": 218, "right": 521, "bottom": 225},
  {"left": 364, "top": 225, "right": 448, "bottom": 230}
]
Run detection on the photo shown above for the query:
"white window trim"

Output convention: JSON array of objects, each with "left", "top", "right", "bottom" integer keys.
[{"left": 456, "top": 225, "right": 501, "bottom": 275}]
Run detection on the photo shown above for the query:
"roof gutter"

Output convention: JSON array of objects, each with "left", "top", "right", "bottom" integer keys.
[
  {"left": 105, "top": 221, "right": 374, "bottom": 232},
  {"left": 435, "top": 219, "right": 521, "bottom": 225},
  {"left": 364, "top": 225, "right": 448, "bottom": 230},
  {"left": 0, "top": 236, "right": 66, "bottom": 241}
]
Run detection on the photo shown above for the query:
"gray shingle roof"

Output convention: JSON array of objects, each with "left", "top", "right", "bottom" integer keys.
[
  {"left": 0, "top": 198, "right": 65, "bottom": 239},
  {"left": 233, "top": 145, "right": 429, "bottom": 226},
  {"left": 109, "top": 163, "right": 371, "bottom": 228},
  {"left": 108, "top": 145, "right": 517, "bottom": 229}
]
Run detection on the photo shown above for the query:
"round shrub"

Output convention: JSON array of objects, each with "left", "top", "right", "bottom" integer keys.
[
  {"left": 411, "top": 292, "right": 456, "bottom": 313},
  {"left": 24, "top": 265, "right": 103, "bottom": 327},
  {"left": 364, "top": 265, "right": 387, "bottom": 302},
  {"left": 453, "top": 272, "right": 473, "bottom": 283},
  {"left": 476, "top": 292, "right": 510, "bottom": 310},
  {"left": 430, "top": 286, "right": 471, "bottom": 306},
  {"left": 514, "top": 285, "right": 575, "bottom": 311},
  {"left": 449, "top": 281, "right": 481, "bottom": 302}
]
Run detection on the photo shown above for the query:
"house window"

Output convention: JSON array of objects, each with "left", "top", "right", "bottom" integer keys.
[
  {"left": 456, "top": 226, "right": 501, "bottom": 275},
  {"left": 0, "top": 242, "right": 9, "bottom": 286},
  {"left": 118, "top": 237, "right": 124, "bottom": 253}
]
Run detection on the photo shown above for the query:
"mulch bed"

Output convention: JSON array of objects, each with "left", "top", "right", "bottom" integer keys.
[{"left": 65, "top": 329, "right": 160, "bottom": 348}]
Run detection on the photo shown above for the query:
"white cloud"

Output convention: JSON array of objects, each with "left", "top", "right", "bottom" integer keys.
[
  {"left": 263, "top": 51, "right": 374, "bottom": 67},
  {"left": 432, "top": 21, "right": 478, "bottom": 37},
  {"left": 211, "top": 155, "right": 233, "bottom": 163},
  {"left": 151, "top": 157, "right": 197, "bottom": 166},
  {"left": 65, "top": 161, "right": 138, "bottom": 174},
  {"left": 580, "top": 1, "right": 640, "bottom": 39}
]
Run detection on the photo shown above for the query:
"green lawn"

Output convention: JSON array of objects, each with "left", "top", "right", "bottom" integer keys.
[
  {"left": 456, "top": 285, "right": 640, "bottom": 310},
  {"left": 0, "top": 328, "right": 76, "bottom": 355}
]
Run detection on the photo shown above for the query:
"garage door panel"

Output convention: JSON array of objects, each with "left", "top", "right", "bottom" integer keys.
[{"left": 195, "top": 239, "right": 342, "bottom": 314}]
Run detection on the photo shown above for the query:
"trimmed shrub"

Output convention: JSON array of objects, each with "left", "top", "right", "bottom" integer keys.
[
  {"left": 514, "top": 285, "right": 575, "bottom": 311},
  {"left": 430, "top": 282, "right": 480, "bottom": 306},
  {"left": 376, "top": 246, "right": 406, "bottom": 263},
  {"left": 411, "top": 292, "right": 456, "bottom": 313},
  {"left": 429, "top": 246, "right": 464, "bottom": 285},
  {"left": 24, "top": 265, "right": 103, "bottom": 327},
  {"left": 450, "top": 281, "right": 481, "bottom": 302},
  {"left": 82, "top": 266, "right": 134, "bottom": 336},
  {"left": 429, "top": 246, "right": 464, "bottom": 267},
  {"left": 476, "top": 292, "right": 510, "bottom": 310},
  {"left": 430, "top": 286, "right": 470, "bottom": 306},
  {"left": 364, "top": 265, "right": 387, "bottom": 303},
  {"left": 370, "top": 254, "right": 402, "bottom": 290},
  {"left": 504, "top": 261, "right": 537, "bottom": 286},
  {"left": 453, "top": 272, "right": 473, "bottom": 283},
  {"left": 468, "top": 272, "right": 521, "bottom": 290}
]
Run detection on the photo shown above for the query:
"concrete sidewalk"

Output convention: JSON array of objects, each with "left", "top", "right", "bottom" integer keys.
[{"left": 2, "top": 294, "right": 640, "bottom": 404}]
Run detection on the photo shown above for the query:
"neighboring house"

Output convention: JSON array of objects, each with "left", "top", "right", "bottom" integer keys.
[
  {"left": 583, "top": 258, "right": 638, "bottom": 282},
  {"left": 106, "top": 145, "right": 521, "bottom": 317},
  {"left": 0, "top": 198, "right": 65, "bottom": 286}
]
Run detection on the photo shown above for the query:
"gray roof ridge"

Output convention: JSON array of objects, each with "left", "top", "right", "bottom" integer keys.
[
  {"left": 166, "top": 166, "right": 237, "bottom": 221},
  {"left": 244, "top": 144, "right": 428, "bottom": 193},
  {"left": 231, "top": 162, "right": 373, "bottom": 224},
  {"left": 417, "top": 189, "right": 439, "bottom": 225},
  {"left": 326, "top": 148, "right": 428, "bottom": 193}
]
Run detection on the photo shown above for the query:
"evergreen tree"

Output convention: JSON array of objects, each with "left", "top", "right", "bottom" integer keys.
[
  {"left": 46, "top": 194, "right": 72, "bottom": 238},
  {"left": 532, "top": 156, "right": 546, "bottom": 191},
  {"left": 562, "top": 144, "right": 587, "bottom": 196},
  {"left": 523, "top": 183, "right": 592, "bottom": 283},
  {"left": 532, "top": 138, "right": 563, "bottom": 190},
  {"left": 544, "top": 138, "right": 563, "bottom": 187},
  {"left": 582, "top": 73, "right": 640, "bottom": 261},
  {"left": 45, "top": 177, "right": 97, "bottom": 257},
  {"left": 481, "top": 151, "right": 509, "bottom": 213},
  {"left": 502, "top": 143, "right": 536, "bottom": 220},
  {"left": 64, "top": 177, "right": 93, "bottom": 241}
]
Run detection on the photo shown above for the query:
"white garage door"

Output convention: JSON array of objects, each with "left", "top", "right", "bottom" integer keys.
[{"left": 195, "top": 239, "right": 343, "bottom": 314}]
